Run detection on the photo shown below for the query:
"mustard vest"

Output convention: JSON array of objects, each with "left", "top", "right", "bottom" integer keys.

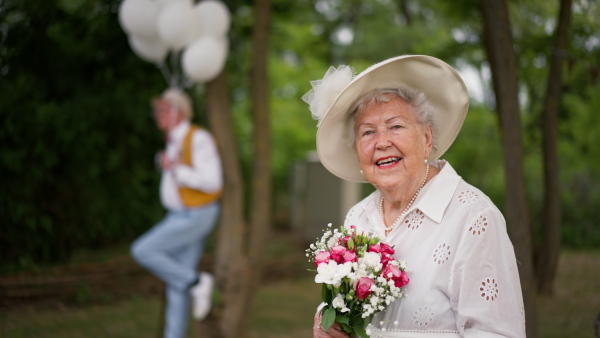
[{"left": 178, "top": 125, "right": 222, "bottom": 207}]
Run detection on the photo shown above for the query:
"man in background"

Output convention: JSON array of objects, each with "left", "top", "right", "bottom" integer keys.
[{"left": 131, "top": 88, "right": 222, "bottom": 338}]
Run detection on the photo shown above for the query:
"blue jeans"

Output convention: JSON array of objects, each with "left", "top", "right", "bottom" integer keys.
[{"left": 131, "top": 202, "right": 219, "bottom": 338}]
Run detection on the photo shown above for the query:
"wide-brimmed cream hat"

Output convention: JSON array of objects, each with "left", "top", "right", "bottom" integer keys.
[{"left": 304, "top": 55, "right": 469, "bottom": 183}]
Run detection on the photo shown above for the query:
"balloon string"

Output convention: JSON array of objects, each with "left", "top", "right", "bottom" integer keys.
[
  {"left": 183, "top": 76, "right": 194, "bottom": 89},
  {"left": 157, "top": 61, "right": 172, "bottom": 87},
  {"left": 170, "top": 51, "right": 181, "bottom": 89}
]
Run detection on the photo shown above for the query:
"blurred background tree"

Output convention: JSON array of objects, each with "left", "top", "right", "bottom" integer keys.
[{"left": 0, "top": 0, "right": 168, "bottom": 270}]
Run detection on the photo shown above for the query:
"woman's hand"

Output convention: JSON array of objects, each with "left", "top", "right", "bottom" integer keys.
[{"left": 313, "top": 312, "right": 350, "bottom": 338}]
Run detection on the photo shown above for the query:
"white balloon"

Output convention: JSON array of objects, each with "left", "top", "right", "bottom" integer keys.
[
  {"left": 118, "top": 0, "right": 159, "bottom": 41},
  {"left": 194, "top": 0, "right": 231, "bottom": 38},
  {"left": 156, "top": 1, "right": 198, "bottom": 50},
  {"left": 128, "top": 35, "right": 169, "bottom": 63},
  {"left": 155, "top": 0, "right": 192, "bottom": 7},
  {"left": 182, "top": 36, "right": 229, "bottom": 83}
]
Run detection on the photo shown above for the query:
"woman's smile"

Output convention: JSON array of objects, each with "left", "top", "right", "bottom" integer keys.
[{"left": 375, "top": 156, "right": 402, "bottom": 168}]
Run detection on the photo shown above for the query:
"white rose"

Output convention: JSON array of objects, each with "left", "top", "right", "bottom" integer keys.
[
  {"left": 315, "top": 261, "right": 353, "bottom": 287},
  {"left": 315, "top": 260, "right": 340, "bottom": 285},
  {"left": 337, "top": 261, "right": 353, "bottom": 279},
  {"left": 359, "top": 252, "right": 381, "bottom": 268}
]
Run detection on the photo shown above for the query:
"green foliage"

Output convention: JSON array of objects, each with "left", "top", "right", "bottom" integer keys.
[
  {"left": 558, "top": 88, "right": 600, "bottom": 247},
  {"left": 0, "top": 0, "right": 166, "bottom": 270}
]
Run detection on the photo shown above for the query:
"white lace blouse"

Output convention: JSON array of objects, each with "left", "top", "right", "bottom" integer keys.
[{"left": 343, "top": 161, "right": 526, "bottom": 338}]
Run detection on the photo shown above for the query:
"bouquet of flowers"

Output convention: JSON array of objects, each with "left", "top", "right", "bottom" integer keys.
[{"left": 306, "top": 223, "right": 410, "bottom": 338}]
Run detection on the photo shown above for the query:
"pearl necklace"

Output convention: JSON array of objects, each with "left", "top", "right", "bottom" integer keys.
[{"left": 379, "top": 165, "right": 429, "bottom": 232}]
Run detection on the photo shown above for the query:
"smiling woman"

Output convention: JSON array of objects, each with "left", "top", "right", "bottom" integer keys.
[{"left": 303, "top": 55, "right": 526, "bottom": 338}]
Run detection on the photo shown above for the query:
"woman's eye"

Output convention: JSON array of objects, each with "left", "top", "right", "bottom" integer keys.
[
  {"left": 362, "top": 130, "right": 374, "bottom": 136},
  {"left": 392, "top": 125, "right": 402, "bottom": 129}
]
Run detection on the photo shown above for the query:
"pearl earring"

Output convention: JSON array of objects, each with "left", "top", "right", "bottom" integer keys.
[
  {"left": 360, "top": 170, "right": 364, "bottom": 174},
  {"left": 424, "top": 158, "right": 428, "bottom": 164}
]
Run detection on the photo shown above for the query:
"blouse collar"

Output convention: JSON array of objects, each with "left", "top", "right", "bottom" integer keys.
[
  {"left": 361, "top": 160, "right": 462, "bottom": 237},
  {"left": 416, "top": 160, "right": 462, "bottom": 223}
]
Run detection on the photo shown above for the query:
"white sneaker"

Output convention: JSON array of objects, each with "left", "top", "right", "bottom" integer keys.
[{"left": 191, "top": 272, "right": 214, "bottom": 320}]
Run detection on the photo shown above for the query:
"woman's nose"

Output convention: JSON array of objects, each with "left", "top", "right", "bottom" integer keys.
[{"left": 375, "top": 130, "right": 392, "bottom": 149}]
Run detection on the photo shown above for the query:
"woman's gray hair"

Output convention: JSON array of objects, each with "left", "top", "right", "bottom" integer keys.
[{"left": 345, "top": 88, "right": 438, "bottom": 153}]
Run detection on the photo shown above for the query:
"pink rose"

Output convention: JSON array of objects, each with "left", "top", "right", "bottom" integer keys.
[
  {"left": 380, "top": 253, "right": 393, "bottom": 266},
  {"left": 369, "top": 243, "right": 395, "bottom": 267},
  {"left": 381, "top": 264, "right": 401, "bottom": 280},
  {"left": 381, "top": 264, "right": 410, "bottom": 288},
  {"left": 356, "top": 277, "right": 375, "bottom": 300},
  {"left": 397, "top": 270, "right": 410, "bottom": 288},
  {"left": 369, "top": 243, "right": 395, "bottom": 254},
  {"left": 314, "top": 251, "right": 331, "bottom": 267},
  {"left": 342, "top": 250, "right": 357, "bottom": 263},
  {"left": 330, "top": 245, "right": 347, "bottom": 263},
  {"left": 379, "top": 243, "right": 395, "bottom": 256},
  {"left": 367, "top": 243, "right": 381, "bottom": 253}
]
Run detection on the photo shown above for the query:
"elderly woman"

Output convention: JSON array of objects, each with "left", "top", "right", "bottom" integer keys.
[{"left": 304, "top": 55, "right": 525, "bottom": 337}]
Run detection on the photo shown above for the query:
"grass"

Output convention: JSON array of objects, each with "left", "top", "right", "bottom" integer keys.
[
  {"left": 2, "top": 250, "right": 599, "bottom": 338},
  {"left": 2, "top": 277, "right": 321, "bottom": 338},
  {"left": 537, "top": 250, "right": 600, "bottom": 338}
]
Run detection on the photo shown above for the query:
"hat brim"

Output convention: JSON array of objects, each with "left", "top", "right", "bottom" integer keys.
[{"left": 316, "top": 55, "right": 469, "bottom": 183}]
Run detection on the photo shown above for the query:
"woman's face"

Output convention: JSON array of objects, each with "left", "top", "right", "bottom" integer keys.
[{"left": 354, "top": 95, "right": 433, "bottom": 191}]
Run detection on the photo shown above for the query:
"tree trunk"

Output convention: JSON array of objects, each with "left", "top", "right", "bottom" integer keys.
[
  {"left": 249, "top": 0, "right": 272, "bottom": 273},
  {"left": 536, "top": 0, "right": 571, "bottom": 296},
  {"left": 480, "top": 0, "right": 538, "bottom": 337},
  {"left": 203, "top": 70, "right": 248, "bottom": 338},
  {"left": 201, "top": 1, "right": 273, "bottom": 337},
  {"left": 235, "top": 0, "right": 273, "bottom": 335},
  {"left": 205, "top": 71, "right": 245, "bottom": 288},
  {"left": 396, "top": 0, "right": 412, "bottom": 26}
]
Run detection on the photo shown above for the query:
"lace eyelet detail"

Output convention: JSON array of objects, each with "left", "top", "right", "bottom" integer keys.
[
  {"left": 479, "top": 277, "right": 499, "bottom": 301},
  {"left": 412, "top": 306, "right": 434, "bottom": 326},
  {"left": 458, "top": 190, "right": 480, "bottom": 205},
  {"left": 433, "top": 243, "right": 451, "bottom": 265},
  {"left": 404, "top": 210, "right": 425, "bottom": 230},
  {"left": 468, "top": 214, "right": 488, "bottom": 235}
]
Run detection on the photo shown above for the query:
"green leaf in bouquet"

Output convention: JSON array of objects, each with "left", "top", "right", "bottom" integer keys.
[
  {"left": 350, "top": 314, "right": 372, "bottom": 334},
  {"left": 354, "top": 325, "right": 370, "bottom": 338},
  {"left": 321, "top": 307, "right": 336, "bottom": 331},
  {"left": 340, "top": 323, "right": 352, "bottom": 334},
  {"left": 335, "top": 315, "right": 350, "bottom": 325},
  {"left": 349, "top": 313, "right": 363, "bottom": 327},
  {"left": 348, "top": 237, "right": 355, "bottom": 250},
  {"left": 370, "top": 237, "right": 380, "bottom": 245},
  {"left": 321, "top": 284, "right": 333, "bottom": 303}
]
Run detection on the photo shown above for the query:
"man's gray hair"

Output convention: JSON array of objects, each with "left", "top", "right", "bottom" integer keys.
[{"left": 345, "top": 88, "right": 438, "bottom": 152}]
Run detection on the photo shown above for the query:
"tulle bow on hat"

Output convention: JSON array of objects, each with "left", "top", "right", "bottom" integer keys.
[{"left": 302, "top": 65, "right": 354, "bottom": 127}]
